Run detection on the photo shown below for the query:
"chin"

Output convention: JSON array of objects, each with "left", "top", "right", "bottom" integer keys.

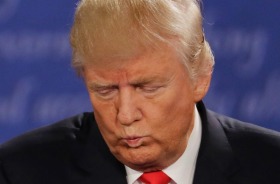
[{"left": 118, "top": 147, "right": 166, "bottom": 171}]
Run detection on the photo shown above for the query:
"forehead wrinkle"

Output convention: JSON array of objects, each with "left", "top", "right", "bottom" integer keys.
[{"left": 86, "top": 68, "right": 130, "bottom": 87}]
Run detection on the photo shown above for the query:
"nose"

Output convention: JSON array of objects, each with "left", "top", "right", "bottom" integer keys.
[{"left": 116, "top": 88, "right": 142, "bottom": 126}]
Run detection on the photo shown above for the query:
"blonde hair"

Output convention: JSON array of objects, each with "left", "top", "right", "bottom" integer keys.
[{"left": 70, "top": 0, "right": 214, "bottom": 80}]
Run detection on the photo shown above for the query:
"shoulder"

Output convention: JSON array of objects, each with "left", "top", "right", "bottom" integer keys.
[
  {"left": 208, "top": 110, "right": 280, "bottom": 147},
  {"left": 0, "top": 112, "right": 98, "bottom": 183},
  {"left": 207, "top": 110, "right": 280, "bottom": 181},
  {"left": 0, "top": 112, "right": 95, "bottom": 157}
]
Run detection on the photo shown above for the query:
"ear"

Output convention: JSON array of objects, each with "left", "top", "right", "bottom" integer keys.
[{"left": 193, "top": 74, "right": 212, "bottom": 102}]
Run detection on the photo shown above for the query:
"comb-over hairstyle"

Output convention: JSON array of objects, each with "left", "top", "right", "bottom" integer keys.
[{"left": 70, "top": 0, "right": 214, "bottom": 80}]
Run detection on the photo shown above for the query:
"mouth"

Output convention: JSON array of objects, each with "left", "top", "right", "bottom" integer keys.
[{"left": 122, "top": 136, "right": 145, "bottom": 148}]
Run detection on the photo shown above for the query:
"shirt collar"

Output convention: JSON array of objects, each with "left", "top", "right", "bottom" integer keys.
[{"left": 125, "top": 106, "right": 202, "bottom": 184}]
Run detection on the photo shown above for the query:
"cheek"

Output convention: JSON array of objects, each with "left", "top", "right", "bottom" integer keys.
[
  {"left": 90, "top": 98, "right": 119, "bottom": 142},
  {"left": 144, "top": 85, "right": 195, "bottom": 138},
  {"left": 93, "top": 106, "right": 117, "bottom": 131},
  {"left": 149, "top": 86, "right": 193, "bottom": 121},
  {"left": 89, "top": 93, "right": 116, "bottom": 121}
]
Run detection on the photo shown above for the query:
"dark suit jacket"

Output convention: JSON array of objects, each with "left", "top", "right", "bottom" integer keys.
[{"left": 0, "top": 102, "right": 280, "bottom": 184}]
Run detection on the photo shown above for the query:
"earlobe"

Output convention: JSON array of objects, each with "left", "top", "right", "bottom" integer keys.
[{"left": 194, "top": 75, "right": 211, "bottom": 102}]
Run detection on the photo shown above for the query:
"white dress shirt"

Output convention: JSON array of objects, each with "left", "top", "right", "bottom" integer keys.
[{"left": 125, "top": 106, "right": 202, "bottom": 184}]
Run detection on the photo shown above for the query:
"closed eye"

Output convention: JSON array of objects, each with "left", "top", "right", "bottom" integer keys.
[
  {"left": 89, "top": 86, "right": 118, "bottom": 99},
  {"left": 135, "top": 84, "right": 165, "bottom": 96},
  {"left": 96, "top": 88, "right": 115, "bottom": 95},
  {"left": 141, "top": 86, "right": 160, "bottom": 93}
]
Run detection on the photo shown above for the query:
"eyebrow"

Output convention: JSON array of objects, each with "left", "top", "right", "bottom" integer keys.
[
  {"left": 87, "top": 74, "right": 170, "bottom": 89},
  {"left": 87, "top": 82, "right": 118, "bottom": 90}
]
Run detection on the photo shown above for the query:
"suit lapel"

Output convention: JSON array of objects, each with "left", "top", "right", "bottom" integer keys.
[{"left": 193, "top": 102, "right": 239, "bottom": 184}]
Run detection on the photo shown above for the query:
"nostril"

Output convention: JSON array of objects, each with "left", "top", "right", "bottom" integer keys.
[
  {"left": 117, "top": 111, "right": 133, "bottom": 125},
  {"left": 117, "top": 108, "right": 142, "bottom": 126}
]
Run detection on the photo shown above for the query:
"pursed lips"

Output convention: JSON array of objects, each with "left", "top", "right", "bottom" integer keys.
[{"left": 122, "top": 136, "right": 146, "bottom": 148}]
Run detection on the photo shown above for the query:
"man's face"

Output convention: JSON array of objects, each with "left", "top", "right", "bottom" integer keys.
[{"left": 84, "top": 45, "right": 204, "bottom": 171}]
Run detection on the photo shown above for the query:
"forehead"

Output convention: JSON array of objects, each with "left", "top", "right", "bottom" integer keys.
[
  {"left": 84, "top": 43, "right": 181, "bottom": 70},
  {"left": 83, "top": 44, "right": 187, "bottom": 83}
]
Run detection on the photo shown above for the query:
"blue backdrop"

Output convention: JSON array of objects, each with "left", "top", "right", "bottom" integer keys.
[{"left": 1, "top": 0, "right": 280, "bottom": 143}]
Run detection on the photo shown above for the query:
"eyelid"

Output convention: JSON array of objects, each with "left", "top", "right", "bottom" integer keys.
[
  {"left": 137, "top": 85, "right": 163, "bottom": 93},
  {"left": 96, "top": 88, "right": 113, "bottom": 94},
  {"left": 142, "top": 86, "right": 159, "bottom": 91},
  {"left": 90, "top": 85, "right": 118, "bottom": 99}
]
